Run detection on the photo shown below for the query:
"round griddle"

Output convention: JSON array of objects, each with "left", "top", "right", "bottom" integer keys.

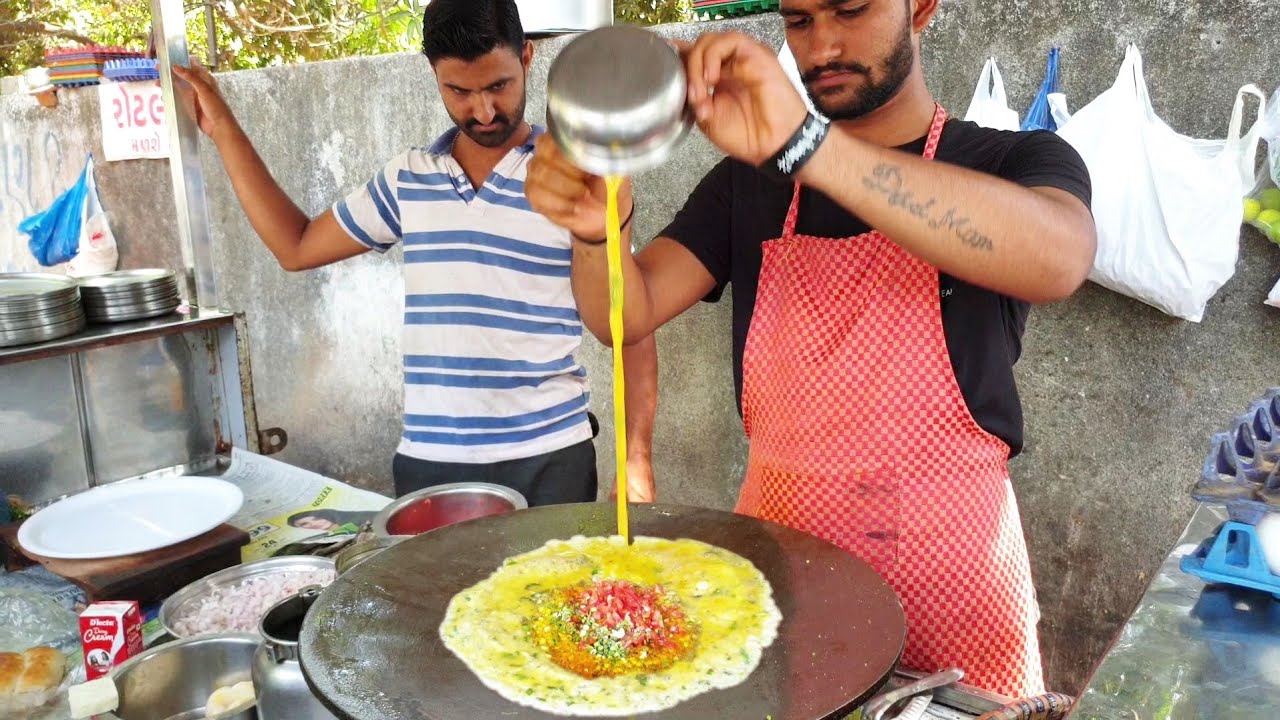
[{"left": 300, "top": 503, "right": 905, "bottom": 720}]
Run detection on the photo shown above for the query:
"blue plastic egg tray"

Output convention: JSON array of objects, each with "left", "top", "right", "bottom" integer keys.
[
  {"left": 1181, "top": 521, "right": 1280, "bottom": 599},
  {"left": 104, "top": 58, "right": 159, "bottom": 83},
  {"left": 1183, "top": 388, "right": 1280, "bottom": 596},
  {"left": 1192, "top": 388, "right": 1280, "bottom": 525}
]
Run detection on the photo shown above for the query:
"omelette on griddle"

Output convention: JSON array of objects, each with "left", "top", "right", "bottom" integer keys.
[{"left": 439, "top": 535, "right": 781, "bottom": 716}]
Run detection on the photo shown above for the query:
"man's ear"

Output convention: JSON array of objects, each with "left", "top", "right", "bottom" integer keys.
[
  {"left": 911, "top": 0, "right": 939, "bottom": 34},
  {"left": 522, "top": 39, "right": 535, "bottom": 70}
]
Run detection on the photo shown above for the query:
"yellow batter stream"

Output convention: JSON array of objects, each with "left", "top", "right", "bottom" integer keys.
[{"left": 604, "top": 175, "right": 629, "bottom": 541}]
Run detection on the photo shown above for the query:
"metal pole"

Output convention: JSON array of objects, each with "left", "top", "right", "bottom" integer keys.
[
  {"left": 151, "top": 0, "right": 221, "bottom": 312},
  {"left": 205, "top": 1, "right": 219, "bottom": 70}
]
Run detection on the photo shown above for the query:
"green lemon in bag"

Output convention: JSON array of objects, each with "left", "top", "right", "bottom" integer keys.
[
  {"left": 1260, "top": 187, "right": 1280, "bottom": 212},
  {"left": 1256, "top": 209, "right": 1280, "bottom": 243},
  {"left": 1245, "top": 198, "right": 1263, "bottom": 222}
]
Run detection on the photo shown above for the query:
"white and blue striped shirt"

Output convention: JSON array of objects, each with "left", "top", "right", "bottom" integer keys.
[{"left": 334, "top": 126, "right": 592, "bottom": 464}]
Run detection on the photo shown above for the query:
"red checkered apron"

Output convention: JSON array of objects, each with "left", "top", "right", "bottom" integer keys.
[{"left": 735, "top": 105, "right": 1045, "bottom": 698}]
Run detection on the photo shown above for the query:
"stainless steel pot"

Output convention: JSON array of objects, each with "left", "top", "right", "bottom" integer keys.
[
  {"left": 371, "top": 482, "right": 527, "bottom": 539},
  {"left": 546, "top": 25, "right": 692, "bottom": 177},
  {"left": 252, "top": 586, "right": 337, "bottom": 720},
  {"left": 110, "top": 632, "right": 260, "bottom": 720}
]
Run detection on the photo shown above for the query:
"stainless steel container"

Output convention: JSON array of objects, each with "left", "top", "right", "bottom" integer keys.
[
  {"left": 252, "top": 586, "right": 338, "bottom": 720},
  {"left": 371, "top": 482, "right": 527, "bottom": 539},
  {"left": 110, "top": 632, "right": 260, "bottom": 720},
  {"left": 546, "top": 25, "right": 692, "bottom": 177},
  {"left": 516, "top": 0, "right": 613, "bottom": 36},
  {"left": 159, "top": 556, "right": 337, "bottom": 639}
]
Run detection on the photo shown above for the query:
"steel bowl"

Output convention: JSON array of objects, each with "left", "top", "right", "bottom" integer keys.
[
  {"left": 110, "top": 632, "right": 260, "bottom": 720},
  {"left": 159, "top": 556, "right": 337, "bottom": 640},
  {"left": 371, "top": 482, "right": 528, "bottom": 538},
  {"left": 546, "top": 25, "right": 692, "bottom": 177}
]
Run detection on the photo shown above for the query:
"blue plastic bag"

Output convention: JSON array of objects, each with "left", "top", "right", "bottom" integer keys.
[
  {"left": 1021, "top": 48, "right": 1061, "bottom": 132},
  {"left": 17, "top": 156, "right": 93, "bottom": 267}
]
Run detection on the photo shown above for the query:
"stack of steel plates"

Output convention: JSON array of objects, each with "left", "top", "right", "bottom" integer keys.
[
  {"left": 78, "top": 269, "right": 181, "bottom": 323},
  {"left": 0, "top": 273, "right": 86, "bottom": 347}
]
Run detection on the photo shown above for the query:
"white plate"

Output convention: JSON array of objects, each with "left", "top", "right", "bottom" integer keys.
[{"left": 17, "top": 477, "right": 244, "bottom": 560}]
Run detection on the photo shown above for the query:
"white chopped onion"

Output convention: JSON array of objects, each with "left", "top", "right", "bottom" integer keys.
[{"left": 171, "top": 569, "right": 336, "bottom": 637}]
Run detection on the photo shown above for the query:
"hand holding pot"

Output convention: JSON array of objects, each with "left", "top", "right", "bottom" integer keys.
[
  {"left": 674, "top": 31, "right": 810, "bottom": 167},
  {"left": 527, "top": 134, "right": 634, "bottom": 242}
]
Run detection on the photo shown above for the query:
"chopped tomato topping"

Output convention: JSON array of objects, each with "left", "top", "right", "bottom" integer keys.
[{"left": 526, "top": 578, "right": 698, "bottom": 678}]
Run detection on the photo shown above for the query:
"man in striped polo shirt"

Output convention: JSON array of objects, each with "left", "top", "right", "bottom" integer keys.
[{"left": 173, "top": 0, "right": 658, "bottom": 505}]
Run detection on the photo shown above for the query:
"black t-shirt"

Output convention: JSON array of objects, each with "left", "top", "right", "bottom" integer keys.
[{"left": 659, "top": 119, "right": 1092, "bottom": 457}]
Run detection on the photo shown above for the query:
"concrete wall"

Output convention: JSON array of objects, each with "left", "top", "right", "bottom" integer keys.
[
  {"left": 0, "top": 91, "right": 182, "bottom": 274},
  {"left": 4, "top": 2, "right": 1280, "bottom": 695}
]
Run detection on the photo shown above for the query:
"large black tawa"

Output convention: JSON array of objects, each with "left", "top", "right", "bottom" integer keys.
[{"left": 300, "top": 503, "right": 905, "bottom": 720}]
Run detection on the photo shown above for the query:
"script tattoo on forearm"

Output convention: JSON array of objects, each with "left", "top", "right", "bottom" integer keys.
[{"left": 862, "top": 163, "right": 995, "bottom": 252}]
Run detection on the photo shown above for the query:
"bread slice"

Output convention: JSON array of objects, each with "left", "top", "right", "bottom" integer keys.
[
  {"left": 0, "top": 652, "right": 22, "bottom": 695},
  {"left": 15, "top": 647, "right": 66, "bottom": 695}
]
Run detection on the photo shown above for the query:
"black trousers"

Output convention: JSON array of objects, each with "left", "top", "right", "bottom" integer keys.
[{"left": 392, "top": 437, "right": 599, "bottom": 506}]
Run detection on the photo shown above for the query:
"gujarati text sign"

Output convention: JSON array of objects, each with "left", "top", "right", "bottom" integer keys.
[{"left": 98, "top": 81, "right": 170, "bottom": 161}]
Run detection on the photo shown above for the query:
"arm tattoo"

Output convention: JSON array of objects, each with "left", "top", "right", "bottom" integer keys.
[{"left": 862, "top": 163, "right": 995, "bottom": 253}]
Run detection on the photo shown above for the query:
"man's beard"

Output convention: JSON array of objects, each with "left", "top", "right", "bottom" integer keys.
[
  {"left": 454, "top": 94, "right": 527, "bottom": 148},
  {"left": 802, "top": 25, "right": 914, "bottom": 121}
]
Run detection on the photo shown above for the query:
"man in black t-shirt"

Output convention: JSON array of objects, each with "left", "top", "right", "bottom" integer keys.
[{"left": 526, "top": 0, "right": 1096, "bottom": 698}]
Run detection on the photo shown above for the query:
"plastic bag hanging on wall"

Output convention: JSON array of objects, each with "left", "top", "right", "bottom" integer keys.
[
  {"left": 1239, "top": 86, "right": 1280, "bottom": 256},
  {"left": 19, "top": 157, "right": 91, "bottom": 267},
  {"left": 66, "top": 158, "right": 119, "bottom": 277},
  {"left": 1238, "top": 83, "right": 1278, "bottom": 322},
  {"left": 1056, "top": 45, "right": 1266, "bottom": 322},
  {"left": 1022, "top": 48, "right": 1062, "bottom": 132},
  {"left": 963, "top": 58, "right": 1020, "bottom": 132},
  {"left": 16, "top": 156, "right": 117, "bottom": 272}
]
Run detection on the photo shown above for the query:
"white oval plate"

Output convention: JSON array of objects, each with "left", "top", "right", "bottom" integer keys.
[{"left": 18, "top": 477, "right": 244, "bottom": 560}]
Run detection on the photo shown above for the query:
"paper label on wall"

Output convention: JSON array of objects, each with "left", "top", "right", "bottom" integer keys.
[{"left": 98, "top": 81, "right": 170, "bottom": 161}]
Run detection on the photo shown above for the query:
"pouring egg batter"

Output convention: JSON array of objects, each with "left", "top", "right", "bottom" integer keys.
[
  {"left": 439, "top": 535, "right": 782, "bottom": 716},
  {"left": 438, "top": 179, "right": 780, "bottom": 715},
  {"left": 604, "top": 174, "right": 631, "bottom": 540}
]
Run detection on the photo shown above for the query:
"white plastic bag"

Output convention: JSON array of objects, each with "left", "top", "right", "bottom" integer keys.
[
  {"left": 1240, "top": 88, "right": 1280, "bottom": 311},
  {"left": 964, "top": 58, "right": 1020, "bottom": 132},
  {"left": 1264, "top": 90, "right": 1280, "bottom": 190},
  {"left": 1056, "top": 44, "right": 1265, "bottom": 322},
  {"left": 778, "top": 42, "right": 824, "bottom": 119},
  {"left": 65, "top": 158, "right": 118, "bottom": 278},
  {"left": 1048, "top": 93, "right": 1072, "bottom": 128}
]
